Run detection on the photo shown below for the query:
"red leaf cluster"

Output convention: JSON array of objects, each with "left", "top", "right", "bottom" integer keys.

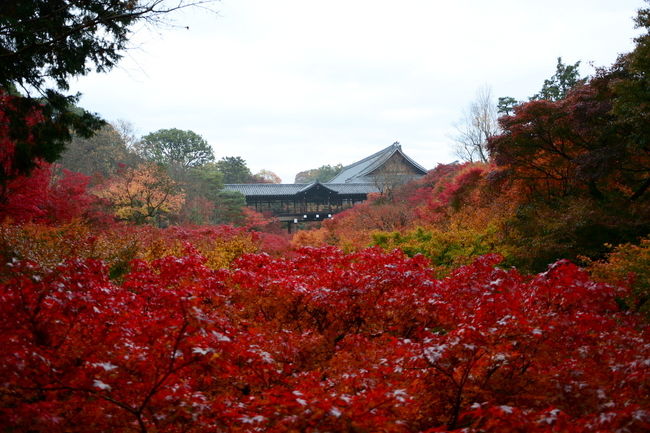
[
  {"left": 0, "top": 161, "right": 102, "bottom": 224},
  {"left": 1, "top": 249, "right": 648, "bottom": 432}
]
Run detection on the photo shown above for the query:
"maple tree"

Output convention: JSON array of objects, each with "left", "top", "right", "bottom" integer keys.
[
  {"left": 0, "top": 160, "right": 101, "bottom": 224},
  {"left": 94, "top": 163, "right": 185, "bottom": 225},
  {"left": 0, "top": 247, "right": 648, "bottom": 432}
]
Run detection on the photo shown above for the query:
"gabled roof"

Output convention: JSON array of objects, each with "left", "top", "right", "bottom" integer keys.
[
  {"left": 327, "top": 142, "right": 428, "bottom": 184},
  {"left": 297, "top": 180, "right": 337, "bottom": 194}
]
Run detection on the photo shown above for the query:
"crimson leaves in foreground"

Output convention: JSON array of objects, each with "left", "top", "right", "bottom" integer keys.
[{"left": 1, "top": 248, "right": 648, "bottom": 432}]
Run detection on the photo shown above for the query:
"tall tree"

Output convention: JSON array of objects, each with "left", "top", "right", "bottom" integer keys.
[
  {"left": 453, "top": 85, "right": 499, "bottom": 163},
  {"left": 58, "top": 124, "right": 140, "bottom": 179},
  {"left": 497, "top": 57, "right": 586, "bottom": 116},
  {"left": 216, "top": 156, "right": 253, "bottom": 184},
  {"left": 0, "top": 0, "right": 215, "bottom": 186},
  {"left": 497, "top": 96, "right": 518, "bottom": 116},
  {"left": 94, "top": 162, "right": 185, "bottom": 225},
  {"left": 212, "top": 190, "right": 248, "bottom": 225},
  {"left": 137, "top": 128, "right": 215, "bottom": 169},
  {"left": 531, "top": 57, "right": 586, "bottom": 102},
  {"left": 178, "top": 163, "right": 224, "bottom": 224}
]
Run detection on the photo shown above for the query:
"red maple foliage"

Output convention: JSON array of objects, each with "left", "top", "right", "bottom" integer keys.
[
  {"left": 0, "top": 161, "right": 102, "bottom": 224},
  {"left": 1, "top": 248, "right": 648, "bottom": 432}
]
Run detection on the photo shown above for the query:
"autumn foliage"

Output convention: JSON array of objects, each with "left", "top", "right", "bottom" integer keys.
[
  {"left": 1, "top": 247, "right": 648, "bottom": 432},
  {"left": 94, "top": 162, "right": 185, "bottom": 225},
  {"left": 2, "top": 6, "right": 650, "bottom": 432},
  {"left": 0, "top": 161, "right": 101, "bottom": 224}
]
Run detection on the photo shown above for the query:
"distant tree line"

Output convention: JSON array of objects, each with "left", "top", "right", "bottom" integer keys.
[
  {"left": 57, "top": 125, "right": 280, "bottom": 226},
  {"left": 294, "top": 164, "right": 344, "bottom": 183}
]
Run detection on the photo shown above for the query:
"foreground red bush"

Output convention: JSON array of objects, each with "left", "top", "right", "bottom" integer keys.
[{"left": 0, "top": 249, "right": 648, "bottom": 432}]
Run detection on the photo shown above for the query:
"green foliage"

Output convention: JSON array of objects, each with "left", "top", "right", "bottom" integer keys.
[
  {"left": 496, "top": 57, "right": 585, "bottom": 120},
  {"left": 190, "top": 163, "right": 224, "bottom": 195},
  {"left": 58, "top": 124, "right": 140, "bottom": 179},
  {"left": 212, "top": 190, "right": 247, "bottom": 224},
  {"left": 294, "top": 164, "right": 343, "bottom": 183},
  {"left": 216, "top": 156, "right": 253, "bottom": 183},
  {"left": 372, "top": 225, "right": 509, "bottom": 275},
  {"left": 0, "top": 1, "right": 210, "bottom": 184},
  {"left": 503, "top": 196, "right": 640, "bottom": 272},
  {"left": 497, "top": 96, "right": 518, "bottom": 116},
  {"left": 138, "top": 128, "right": 214, "bottom": 168},
  {"left": 586, "top": 237, "right": 650, "bottom": 316},
  {"left": 531, "top": 57, "right": 586, "bottom": 101},
  {"left": 2, "top": 1, "right": 150, "bottom": 93}
]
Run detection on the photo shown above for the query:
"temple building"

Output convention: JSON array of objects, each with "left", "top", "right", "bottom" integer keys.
[{"left": 224, "top": 142, "right": 428, "bottom": 229}]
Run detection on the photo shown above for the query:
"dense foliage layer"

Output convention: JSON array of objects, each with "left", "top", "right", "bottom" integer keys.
[
  {"left": 1, "top": 247, "right": 648, "bottom": 432},
  {"left": 294, "top": 6, "right": 650, "bottom": 277}
]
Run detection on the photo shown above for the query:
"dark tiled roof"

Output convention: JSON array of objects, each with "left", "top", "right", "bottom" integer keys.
[
  {"left": 328, "top": 142, "right": 428, "bottom": 183},
  {"left": 224, "top": 144, "right": 426, "bottom": 198},
  {"left": 329, "top": 183, "right": 381, "bottom": 194},
  {"left": 224, "top": 184, "right": 305, "bottom": 196},
  {"left": 224, "top": 182, "right": 380, "bottom": 197}
]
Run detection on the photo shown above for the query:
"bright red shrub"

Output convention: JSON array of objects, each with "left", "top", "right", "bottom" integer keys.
[
  {"left": 0, "top": 248, "right": 648, "bottom": 432},
  {"left": 0, "top": 161, "right": 102, "bottom": 224}
]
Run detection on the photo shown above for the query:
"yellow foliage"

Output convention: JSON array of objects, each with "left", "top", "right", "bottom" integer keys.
[
  {"left": 0, "top": 220, "right": 260, "bottom": 281},
  {"left": 291, "top": 229, "right": 329, "bottom": 249},
  {"left": 0, "top": 220, "right": 94, "bottom": 269},
  {"left": 94, "top": 163, "right": 185, "bottom": 225},
  {"left": 585, "top": 238, "right": 650, "bottom": 315},
  {"left": 372, "top": 222, "right": 513, "bottom": 276},
  {"left": 139, "top": 234, "right": 258, "bottom": 270}
]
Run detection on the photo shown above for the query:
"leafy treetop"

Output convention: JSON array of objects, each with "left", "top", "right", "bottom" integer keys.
[
  {"left": 216, "top": 156, "right": 253, "bottom": 184},
  {"left": 0, "top": 0, "right": 211, "bottom": 94},
  {"left": 497, "top": 57, "right": 585, "bottom": 115},
  {"left": 531, "top": 57, "right": 586, "bottom": 102},
  {"left": 137, "top": 128, "right": 215, "bottom": 169},
  {"left": 294, "top": 164, "right": 343, "bottom": 183},
  {"left": 0, "top": 0, "right": 214, "bottom": 186}
]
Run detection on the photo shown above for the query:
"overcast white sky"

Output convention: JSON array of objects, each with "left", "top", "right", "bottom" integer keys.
[{"left": 71, "top": 0, "right": 645, "bottom": 183}]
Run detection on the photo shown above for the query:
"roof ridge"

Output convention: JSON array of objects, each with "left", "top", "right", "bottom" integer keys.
[
  {"left": 338, "top": 143, "right": 397, "bottom": 171},
  {"left": 356, "top": 146, "right": 399, "bottom": 178},
  {"left": 362, "top": 145, "right": 428, "bottom": 177},
  {"left": 328, "top": 143, "right": 399, "bottom": 183}
]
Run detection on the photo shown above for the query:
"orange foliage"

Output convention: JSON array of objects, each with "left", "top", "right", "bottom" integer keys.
[
  {"left": 295, "top": 163, "right": 523, "bottom": 273},
  {"left": 94, "top": 163, "right": 185, "bottom": 225},
  {"left": 0, "top": 221, "right": 263, "bottom": 280},
  {"left": 585, "top": 237, "right": 650, "bottom": 315}
]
